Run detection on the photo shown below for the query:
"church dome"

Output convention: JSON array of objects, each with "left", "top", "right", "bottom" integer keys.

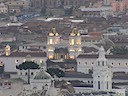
[
  {"left": 34, "top": 70, "right": 52, "bottom": 80},
  {"left": 34, "top": 62, "right": 52, "bottom": 80}
]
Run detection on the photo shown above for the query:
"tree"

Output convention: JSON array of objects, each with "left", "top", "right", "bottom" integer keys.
[
  {"left": 110, "top": 46, "right": 128, "bottom": 55},
  {"left": 64, "top": 7, "right": 73, "bottom": 16},
  {"left": 41, "top": 7, "right": 46, "bottom": 16},
  {"left": 47, "top": 68, "right": 65, "bottom": 77},
  {"left": 16, "top": 61, "right": 39, "bottom": 84}
]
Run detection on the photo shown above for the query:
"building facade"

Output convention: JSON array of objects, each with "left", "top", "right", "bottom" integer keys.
[
  {"left": 0, "top": 2, "right": 8, "bottom": 13},
  {"left": 93, "top": 46, "right": 113, "bottom": 91},
  {"left": 47, "top": 28, "right": 82, "bottom": 60},
  {"left": 111, "top": 0, "right": 128, "bottom": 12}
]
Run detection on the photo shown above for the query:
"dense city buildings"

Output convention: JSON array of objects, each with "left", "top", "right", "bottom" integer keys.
[
  {"left": 0, "top": 0, "right": 127, "bottom": 16},
  {"left": 0, "top": 0, "right": 128, "bottom": 96}
]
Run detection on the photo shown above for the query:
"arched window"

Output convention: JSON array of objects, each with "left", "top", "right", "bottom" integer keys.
[
  {"left": 98, "top": 81, "right": 100, "bottom": 89},
  {"left": 31, "top": 72, "right": 34, "bottom": 75},
  {"left": 107, "top": 81, "right": 109, "bottom": 89}
]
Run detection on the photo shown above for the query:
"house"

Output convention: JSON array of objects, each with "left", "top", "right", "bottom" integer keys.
[{"left": 0, "top": 2, "right": 8, "bottom": 14}]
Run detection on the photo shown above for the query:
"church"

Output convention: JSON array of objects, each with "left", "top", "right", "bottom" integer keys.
[
  {"left": 20, "top": 46, "right": 126, "bottom": 96},
  {"left": 47, "top": 27, "right": 82, "bottom": 60}
]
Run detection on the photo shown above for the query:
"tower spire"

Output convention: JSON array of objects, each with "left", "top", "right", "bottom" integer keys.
[
  {"left": 93, "top": 46, "right": 113, "bottom": 91},
  {"left": 98, "top": 46, "right": 106, "bottom": 60}
]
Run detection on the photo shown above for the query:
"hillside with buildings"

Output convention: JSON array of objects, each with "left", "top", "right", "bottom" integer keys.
[{"left": 0, "top": 0, "right": 128, "bottom": 96}]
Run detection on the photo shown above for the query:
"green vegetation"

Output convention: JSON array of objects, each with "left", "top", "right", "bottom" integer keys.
[
  {"left": 110, "top": 46, "right": 128, "bottom": 55},
  {"left": 16, "top": 61, "right": 39, "bottom": 84},
  {"left": 41, "top": 7, "right": 46, "bottom": 16},
  {"left": 47, "top": 67, "right": 65, "bottom": 78},
  {"left": 64, "top": 7, "right": 73, "bottom": 16},
  {"left": 0, "top": 13, "right": 8, "bottom": 18}
]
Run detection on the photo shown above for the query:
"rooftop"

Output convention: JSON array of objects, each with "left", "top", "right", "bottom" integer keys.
[
  {"left": 1, "top": 51, "right": 47, "bottom": 57},
  {"left": 77, "top": 54, "right": 128, "bottom": 59}
]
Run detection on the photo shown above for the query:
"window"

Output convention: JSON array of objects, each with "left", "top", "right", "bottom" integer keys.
[
  {"left": 25, "top": 72, "right": 27, "bottom": 75},
  {"left": 85, "top": 62, "right": 87, "bottom": 64},
  {"left": 42, "top": 86, "right": 44, "bottom": 90},
  {"left": 33, "top": 86, "right": 37, "bottom": 89},
  {"left": 71, "top": 39, "right": 74, "bottom": 45},
  {"left": 61, "top": 55, "right": 63, "bottom": 59},
  {"left": 65, "top": 1, "right": 68, "bottom": 5},
  {"left": 77, "top": 39, "right": 81, "bottom": 45},
  {"left": 55, "top": 38, "right": 59, "bottom": 44},
  {"left": 119, "top": 63, "right": 120, "bottom": 66},
  {"left": 4, "top": 82, "right": 7, "bottom": 85},
  {"left": 0, "top": 83, "right": 2, "bottom": 86},
  {"left": 20, "top": 72, "right": 22, "bottom": 75},
  {"left": 98, "top": 61, "right": 100, "bottom": 66},
  {"left": 43, "top": 46, "right": 46, "bottom": 49},
  {"left": 98, "top": 81, "right": 100, "bottom": 89},
  {"left": 8, "top": 82, "right": 11, "bottom": 85},
  {"left": 92, "top": 62, "right": 94, "bottom": 65},
  {"left": 107, "top": 81, "right": 108, "bottom": 89},
  {"left": 49, "top": 39, "right": 53, "bottom": 44},
  {"left": 102, "top": 61, "right": 104, "bottom": 66},
  {"left": 31, "top": 72, "right": 33, "bottom": 75},
  {"left": 126, "top": 63, "right": 127, "bottom": 66}
]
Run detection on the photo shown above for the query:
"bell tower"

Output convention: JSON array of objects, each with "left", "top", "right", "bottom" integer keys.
[
  {"left": 47, "top": 28, "right": 60, "bottom": 59},
  {"left": 5, "top": 45, "right": 11, "bottom": 56},
  {"left": 93, "top": 46, "right": 113, "bottom": 91},
  {"left": 69, "top": 28, "right": 82, "bottom": 59}
]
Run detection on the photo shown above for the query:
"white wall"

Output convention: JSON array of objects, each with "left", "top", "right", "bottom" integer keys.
[
  {"left": 77, "top": 58, "right": 128, "bottom": 73},
  {"left": 0, "top": 57, "right": 47, "bottom": 72},
  {"left": 112, "top": 88, "right": 126, "bottom": 96},
  {"left": 74, "top": 87, "right": 93, "bottom": 93}
]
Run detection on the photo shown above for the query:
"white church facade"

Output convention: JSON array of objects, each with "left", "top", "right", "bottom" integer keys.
[
  {"left": 47, "top": 27, "right": 82, "bottom": 59},
  {"left": 0, "top": 27, "right": 128, "bottom": 74},
  {"left": 21, "top": 46, "right": 126, "bottom": 96},
  {"left": 72, "top": 47, "right": 126, "bottom": 96},
  {"left": 77, "top": 54, "right": 128, "bottom": 74}
]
